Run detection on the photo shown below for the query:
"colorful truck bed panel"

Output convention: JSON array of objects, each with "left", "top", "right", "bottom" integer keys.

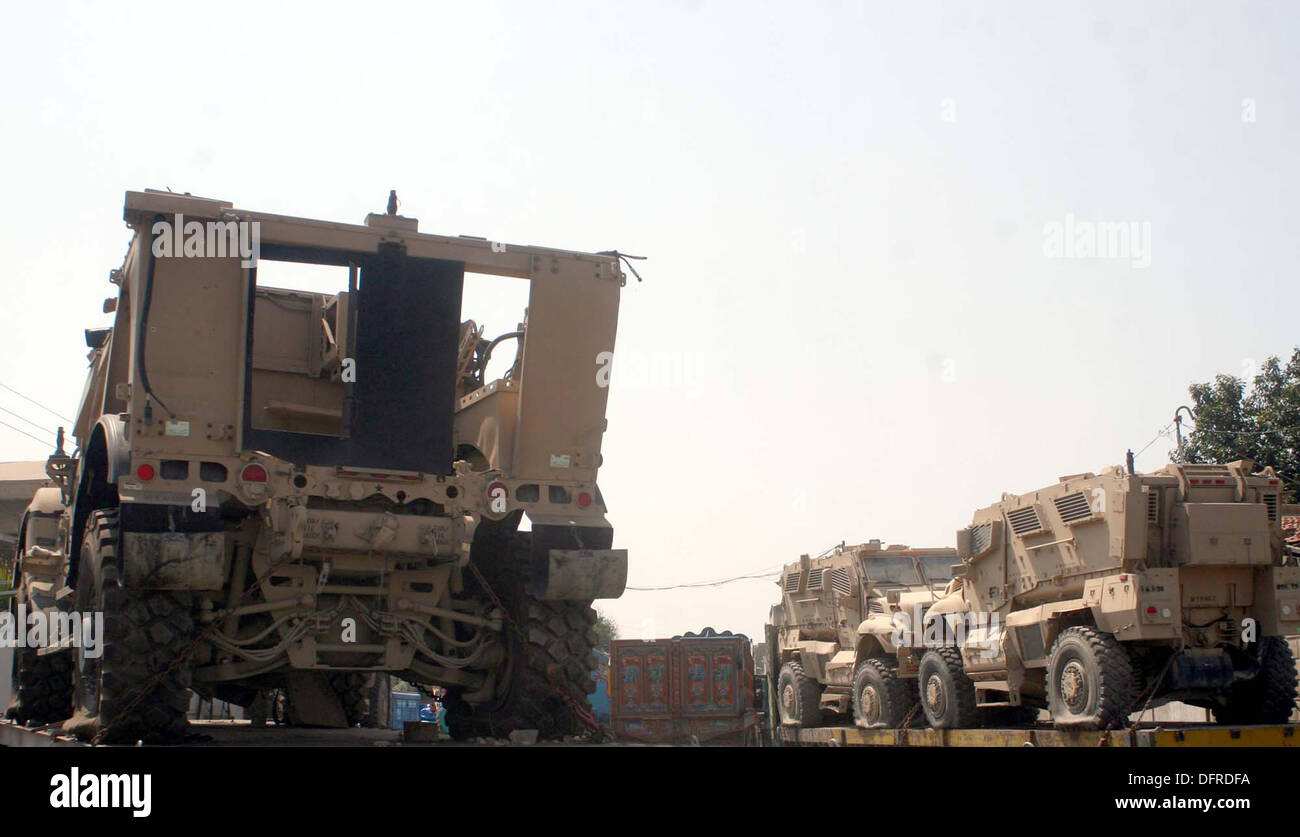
[{"left": 609, "top": 629, "right": 757, "bottom": 744}]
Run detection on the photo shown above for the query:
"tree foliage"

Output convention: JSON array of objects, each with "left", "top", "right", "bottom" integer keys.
[
  {"left": 593, "top": 611, "right": 618, "bottom": 652},
  {"left": 1174, "top": 348, "right": 1300, "bottom": 499}
]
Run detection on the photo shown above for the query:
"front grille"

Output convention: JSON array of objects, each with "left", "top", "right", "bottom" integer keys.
[
  {"left": 808, "top": 570, "right": 824, "bottom": 590},
  {"left": 970, "top": 523, "right": 993, "bottom": 556},
  {"left": 783, "top": 572, "right": 801, "bottom": 592}
]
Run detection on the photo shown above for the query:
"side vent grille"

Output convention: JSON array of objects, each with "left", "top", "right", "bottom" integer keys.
[
  {"left": 829, "top": 567, "right": 853, "bottom": 598},
  {"left": 1054, "top": 491, "right": 1094, "bottom": 525},
  {"left": 1264, "top": 494, "right": 1278, "bottom": 521},
  {"left": 1007, "top": 505, "right": 1045, "bottom": 536},
  {"left": 783, "top": 572, "right": 801, "bottom": 592},
  {"left": 1147, "top": 490, "right": 1160, "bottom": 523},
  {"left": 970, "top": 523, "right": 993, "bottom": 556},
  {"left": 869, "top": 599, "right": 886, "bottom": 614}
]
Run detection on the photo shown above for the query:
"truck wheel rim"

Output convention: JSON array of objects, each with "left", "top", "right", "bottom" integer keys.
[
  {"left": 859, "top": 684, "right": 880, "bottom": 723},
  {"left": 1060, "top": 660, "right": 1088, "bottom": 712},
  {"left": 782, "top": 684, "right": 796, "bottom": 718},
  {"left": 925, "top": 675, "right": 946, "bottom": 717}
]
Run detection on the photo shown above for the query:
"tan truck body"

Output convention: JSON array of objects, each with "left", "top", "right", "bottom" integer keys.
[{"left": 6, "top": 190, "right": 630, "bottom": 741}]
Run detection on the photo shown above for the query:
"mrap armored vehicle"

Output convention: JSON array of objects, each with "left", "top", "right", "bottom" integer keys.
[
  {"left": 912, "top": 461, "right": 1299, "bottom": 730},
  {"left": 769, "top": 541, "right": 956, "bottom": 728},
  {"left": 5, "top": 190, "right": 629, "bottom": 742}
]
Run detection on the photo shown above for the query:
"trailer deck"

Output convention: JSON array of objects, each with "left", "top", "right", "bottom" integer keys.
[{"left": 780, "top": 723, "right": 1300, "bottom": 747}]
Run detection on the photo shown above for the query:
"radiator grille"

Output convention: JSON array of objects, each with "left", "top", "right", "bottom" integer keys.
[
  {"left": 970, "top": 523, "right": 993, "bottom": 556},
  {"left": 1264, "top": 493, "right": 1279, "bottom": 521},
  {"left": 808, "top": 570, "right": 824, "bottom": 590},
  {"left": 783, "top": 572, "right": 801, "bottom": 592},
  {"left": 1147, "top": 490, "right": 1160, "bottom": 523}
]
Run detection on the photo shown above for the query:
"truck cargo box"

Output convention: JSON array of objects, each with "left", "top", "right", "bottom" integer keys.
[{"left": 609, "top": 629, "right": 756, "bottom": 745}]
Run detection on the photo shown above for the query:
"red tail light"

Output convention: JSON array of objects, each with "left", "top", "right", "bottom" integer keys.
[
  {"left": 136, "top": 464, "right": 155, "bottom": 481},
  {"left": 240, "top": 463, "right": 268, "bottom": 483},
  {"left": 577, "top": 492, "right": 593, "bottom": 508}
]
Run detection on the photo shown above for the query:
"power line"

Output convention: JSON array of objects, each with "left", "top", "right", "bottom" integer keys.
[
  {"left": 0, "top": 405, "right": 55, "bottom": 436},
  {"left": 1133, "top": 422, "right": 1175, "bottom": 459},
  {"left": 627, "top": 542, "right": 856, "bottom": 592},
  {"left": 626, "top": 569, "right": 782, "bottom": 592},
  {"left": 1184, "top": 423, "right": 1295, "bottom": 438},
  {"left": 0, "top": 418, "right": 52, "bottom": 447},
  {"left": 0, "top": 382, "right": 72, "bottom": 424}
]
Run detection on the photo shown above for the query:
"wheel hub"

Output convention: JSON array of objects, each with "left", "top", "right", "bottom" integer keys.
[
  {"left": 1060, "top": 660, "right": 1088, "bottom": 712},
  {"left": 860, "top": 684, "right": 880, "bottom": 723},
  {"left": 925, "top": 674, "right": 946, "bottom": 716},
  {"left": 782, "top": 684, "right": 796, "bottom": 718}
]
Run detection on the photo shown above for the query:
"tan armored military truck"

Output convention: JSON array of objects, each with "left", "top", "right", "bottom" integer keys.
[
  {"left": 5, "top": 190, "right": 630, "bottom": 742},
  {"left": 910, "top": 461, "right": 1300, "bottom": 730},
  {"left": 769, "top": 541, "right": 956, "bottom": 728}
]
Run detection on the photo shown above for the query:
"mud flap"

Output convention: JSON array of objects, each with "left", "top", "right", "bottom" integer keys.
[
  {"left": 532, "top": 548, "right": 628, "bottom": 600},
  {"left": 283, "top": 672, "right": 348, "bottom": 728},
  {"left": 527, "top": 520, "right": 626, "bottom": 600},
  {"left": 121, "top": 531, "right": 226, "bottom": 590}
]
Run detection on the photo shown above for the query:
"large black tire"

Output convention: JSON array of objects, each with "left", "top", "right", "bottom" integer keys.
[
  {"left": 5, "top": 585, "right": 74, "bottom": 726},
  {"left": 1045, "top": 626, "right": 1135, "bottom": 730},
  {"left": 66, "top": 510, "right": 195, "bottom": 744},
  {"left": 444, "top": 529, "right": 598, "bottom": 740},
  {"left": 851, "top": 657, "right": 909, "bottom": 728},
  {"left": 775, "top": 661, "right": 823, "bottom": 727},
  {"left": 918, "top": 647, "right": 979, "bottom": 729},
  {"left": 1213, "top": 636, "right": 1298, "bottom": 725}
]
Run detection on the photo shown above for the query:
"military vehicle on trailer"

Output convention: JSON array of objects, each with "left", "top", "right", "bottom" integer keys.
[
  {"left": 912, "top": 461, "right": 1300, "bottom": 730},
  {"left": 5, "top": 190, "right": 630, "bottom": 742},
  {"left": 769, "top": 541, "right": 956, "bottom": 729}
]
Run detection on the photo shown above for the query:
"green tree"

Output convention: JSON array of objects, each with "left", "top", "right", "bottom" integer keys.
[
  {"left": 1175, "top": 348, "right": 1300, "bottom": 499},
  {"left": 593, "top": 611, "right": 618, "bottom": 652}
]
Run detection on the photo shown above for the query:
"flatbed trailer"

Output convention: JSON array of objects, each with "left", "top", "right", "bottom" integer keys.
[
  {"left": 778, "top": 723, "right": 1300, "bottom": 748},
  {"left": 0, "top": 719, "right": 634, "bottom": 747}
]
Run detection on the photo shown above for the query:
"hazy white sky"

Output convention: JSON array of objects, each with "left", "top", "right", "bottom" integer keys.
[{"left": 2, "top": 1, "right": 1297, "bottom": 640}]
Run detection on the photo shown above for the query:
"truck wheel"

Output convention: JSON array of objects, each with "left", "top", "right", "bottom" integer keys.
[
  {"left": 776, "top": 661, "right": 822, "bottom": 727},
  {"left": 918, "top": 647, "right": 978, "bottom": 729},
  {"left": 1213, "top": 636, "right": 1298, "bottom": 725},
  {"left": 5, "top": 588, "right": 74, "bottom": 726},
  {"left": 1045, "top": 626, "right": 1135, "bottom": 730},
  {"left": 65, "top": 510, "right": 195, "bottom": 744},
  {"left": 851, "top": 658, "right": 908, "bottom": 728},
  {"left": 445, "top": 529, "right": 598, "bottom": 740}
]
